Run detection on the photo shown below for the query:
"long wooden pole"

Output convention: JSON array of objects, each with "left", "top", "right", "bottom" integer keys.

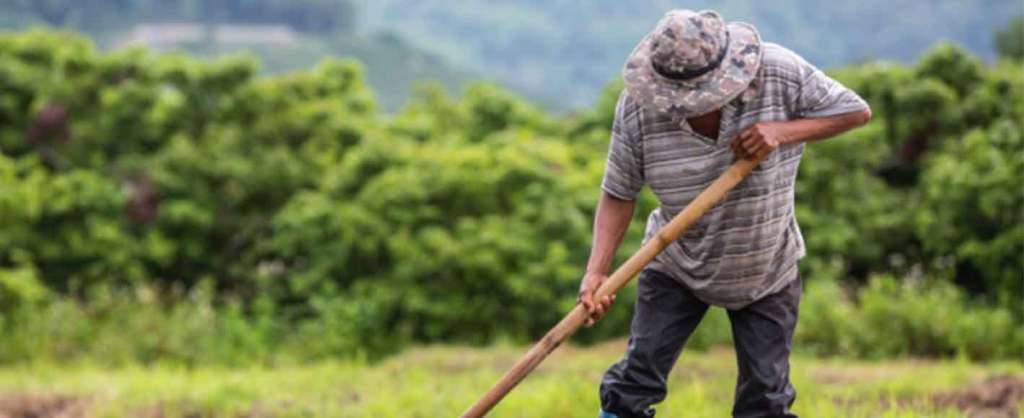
[{"left": 460, "top": 156, "right": 765, "bottom": 418}]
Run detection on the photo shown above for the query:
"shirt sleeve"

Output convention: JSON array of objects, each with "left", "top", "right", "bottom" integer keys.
[
  {"left": 600, "top": 91, "right": 645, "bottom": 200},
  {"left": 790, "top": 55, "right": 870, "bottom": 119}
]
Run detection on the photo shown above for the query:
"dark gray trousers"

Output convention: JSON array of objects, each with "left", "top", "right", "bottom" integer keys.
[{"left": 599, "top": 269, "right": 801, "bottom": 418}]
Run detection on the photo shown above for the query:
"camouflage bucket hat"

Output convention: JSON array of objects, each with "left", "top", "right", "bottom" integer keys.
[{"left": 623, "top": 9, "right": 763, "bottom": 117}]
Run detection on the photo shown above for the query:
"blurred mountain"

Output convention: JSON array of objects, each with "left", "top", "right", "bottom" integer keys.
[
  {"left": 177, "top": 29, "right": 472, "bottom": 111},
  {"left": 0, "top": 0, "right": 471, "bottom": 111},
  {"left": 361, "top": 0, "right": 1023, "bottom": 109}
]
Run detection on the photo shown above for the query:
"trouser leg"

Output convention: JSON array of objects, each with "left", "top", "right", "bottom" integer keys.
[
  {"left": 728, "top": 275, "right": 802, "bottom": 418},
  {"left": 599, "top": 269, "right": 709, "bottom": 418}
]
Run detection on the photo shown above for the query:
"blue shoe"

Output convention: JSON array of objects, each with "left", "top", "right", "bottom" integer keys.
[{"left": 599, "top": 410, "right": 620, "bottom": 418}]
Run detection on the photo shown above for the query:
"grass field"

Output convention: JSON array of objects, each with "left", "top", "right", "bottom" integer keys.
[{"left": 0, "top": 340, "right": 1020, "bottom": 417}]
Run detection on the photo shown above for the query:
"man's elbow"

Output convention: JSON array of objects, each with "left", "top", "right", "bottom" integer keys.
[{"left": 853, "top": 107, "right": 872, "bottom": 126}]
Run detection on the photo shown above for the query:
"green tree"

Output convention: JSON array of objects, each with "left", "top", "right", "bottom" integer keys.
[
  {"left": 1, "top": 30, "right": 1021, "bottom": 357},
  {"left": 995, "top": 16, "right": 1024, "bottom": 60}
]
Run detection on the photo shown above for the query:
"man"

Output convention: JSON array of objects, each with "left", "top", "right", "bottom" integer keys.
[{"left": 578, "top": 9, "right": 872, "bottom": 418}]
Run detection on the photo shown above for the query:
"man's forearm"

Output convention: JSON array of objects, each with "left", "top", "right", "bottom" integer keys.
[
  {"left": 586, "top": 192, "right": 637, "bottom": 275},
  {"left": 778, "top": 108, "right": 872, "bottom": 145},
  {"left": 731, "top": 108, "right": 872, "bottom": 158}
]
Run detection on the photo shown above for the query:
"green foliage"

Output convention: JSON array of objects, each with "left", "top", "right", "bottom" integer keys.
[
  {"left": 914, "top": 43, "right": 985, "bottom": 99},
  {"left": 2, "top": 275, "right": 1018, "bottom": 366},
  {"left": 0, "top": 152, "right": 142, "bottom": 292},
  {"left": 798, "top": 276, "right": 1024, "bottom": 360},
  {"left": 0, "top": 284, "right": 284, "bottom": 366},
  {"left": 916, "top": 121, "right": 1024, "bottom": 306},
  {"left": 995, "top": 16, "right": 1024, "bottom": 60},
  {"left": 0, "top": 31, "right": 1020, "bottom": 364},
  {"left": 792, "top": 44, "right": 1023, "bottom": 313},
  {"left": 795, "top": 122, "right": 910, "bottom": 278},
  {"left": 0, "top": 262, "right": 48, "bottom": 311}
]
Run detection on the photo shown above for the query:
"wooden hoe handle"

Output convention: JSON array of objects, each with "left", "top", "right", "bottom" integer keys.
[{"left": 461, "top": 156, "right": 765, "bottom": 418}]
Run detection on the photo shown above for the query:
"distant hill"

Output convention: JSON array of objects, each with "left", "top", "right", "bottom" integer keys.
[
  {"left": 361, "top": 0, "right": 1023, "bottom": 109},
  {"left": 0, "top": 0, "right": 471, "bottom": 111},
  {"left": 174, "top": 29, "right": 472, "bottom": 111}
]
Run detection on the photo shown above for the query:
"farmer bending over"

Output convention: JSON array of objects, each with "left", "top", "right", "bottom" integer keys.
[{"left": 578, "top": 9, "right": 872, "bottom": 418}]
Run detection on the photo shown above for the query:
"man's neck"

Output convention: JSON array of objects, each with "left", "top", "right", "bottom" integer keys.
[{"left": 686, "top": 109, "right": 722, "bottom": 140}]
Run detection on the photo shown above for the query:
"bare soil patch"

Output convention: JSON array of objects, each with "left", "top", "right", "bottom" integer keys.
[
  {"left": 933, "top": 375, "right": 1024, "bottom": 418},
  {"left": 0, "top": 394, "right": 88, "bottom": 418}
]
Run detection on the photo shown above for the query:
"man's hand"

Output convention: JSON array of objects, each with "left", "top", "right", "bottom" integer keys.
[
  {"left": 578, "top": 272, "right": 616, "bottom": 327},
  {"left": 730, "top": 121, "right": 788, "bottom": 159},
  {"left": 730, "top": 110, "right": 873, "bottom": 159}
]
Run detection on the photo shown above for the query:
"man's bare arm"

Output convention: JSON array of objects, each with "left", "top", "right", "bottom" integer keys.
[
  {"left": 578, "top": 191, "right": 636, "bottom": 326},
  {"left": 730, "top": 108, "right": 872, "bottom": 159}
]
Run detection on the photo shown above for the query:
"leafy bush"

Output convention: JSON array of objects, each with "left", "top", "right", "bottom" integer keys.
[
  {"left": 915, "top": 120, "right": 1024, "bottom": 305},
  {"left": 3, "top": 274, "right": 1017, "bottom": 366},
  {"left": 0, "top": 283, "right": 283, "bottom": 366},
  {"left": 0, "top": 31, "right": 1020, "bottom": 363},
  {"left": 797, "top": 276, "right": 1024, "bottom": 360},
  {"left": 995, "top": 16, "right": 1024, "bottom": 60}
]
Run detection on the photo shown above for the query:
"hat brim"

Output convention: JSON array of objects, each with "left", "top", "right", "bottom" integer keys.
[{"left": 622, "top": 22, "right": 763, "bottom": 117}]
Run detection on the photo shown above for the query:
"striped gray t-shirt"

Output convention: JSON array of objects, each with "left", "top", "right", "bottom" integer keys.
[{"left": 602, "top": 42, "right": 869, "bottom": 309}]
